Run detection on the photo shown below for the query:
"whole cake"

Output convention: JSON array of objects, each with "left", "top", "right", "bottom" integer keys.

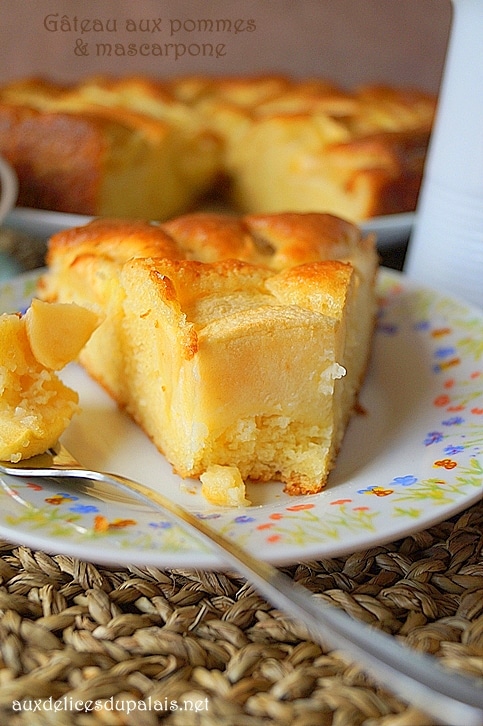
[
  {"left": 40, "top": 212, "right": 378, "bottom": 497},
  {"left": 0, "top": 74, "right": 435, "bottom": 222}
]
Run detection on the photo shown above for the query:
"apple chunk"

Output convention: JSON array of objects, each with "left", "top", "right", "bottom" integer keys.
[{"left": 25, "top": 298, "right": 100, "bottom": 370}]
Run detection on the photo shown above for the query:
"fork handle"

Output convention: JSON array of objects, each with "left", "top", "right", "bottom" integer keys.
[{"left": 89, "top": 468, "right": 483, "bottom": 726}]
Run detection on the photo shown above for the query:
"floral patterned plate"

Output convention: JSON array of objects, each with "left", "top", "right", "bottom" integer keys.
[{"left": 1, "top": 269, "right": 483, "bottom": 569}]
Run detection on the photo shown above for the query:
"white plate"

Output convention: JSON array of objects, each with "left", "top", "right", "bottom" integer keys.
[
  {"left": 0, "top": 156, "right": 18, "bottom": 225},
  {"left": 4, "top": 207, "right": 413, "bottom": 248},
  {"left": 363, "top": 211, "right": 414, "bottom": 245},
  {"left": 1, "top": 269, "right": 482, "bottom": 569}
]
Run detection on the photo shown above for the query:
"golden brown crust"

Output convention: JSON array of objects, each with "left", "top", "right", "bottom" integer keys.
[
  {"left": 161, "top": 213, "right": 261, "bottom": 263},
  {"left": 170, "top": 74, "right": 295, "bottom": 107},
  {"left": 244, "top": 212, "right": 361, "bottom": 267},
  {"left": 45, "top": 211, "right": 370, "bottom": 272},
  {"left": 325, "top": 129, "right": 431, "bottom": 217},
  {"left": 0, "top": 104, "right": 104, "bottom": 214},
  {"left": 46, "top": 218, "right": 180, "bottom": 263}
]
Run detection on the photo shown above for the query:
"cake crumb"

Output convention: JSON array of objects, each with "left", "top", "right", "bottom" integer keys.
[{"left": 200, "top": 465, "right": 252, "bottom": 507}]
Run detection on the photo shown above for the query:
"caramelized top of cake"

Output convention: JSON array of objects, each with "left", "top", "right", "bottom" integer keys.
[{"left": 45, "top": 212, "right": 371, "bottom": 271}]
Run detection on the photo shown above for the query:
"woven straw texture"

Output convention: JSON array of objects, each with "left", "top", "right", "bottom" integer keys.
[{"left": 0, "top": 498, "right": 482, "bottom": 726}]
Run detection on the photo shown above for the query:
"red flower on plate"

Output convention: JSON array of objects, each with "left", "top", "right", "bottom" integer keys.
[
  {"left": 267, "top": 534, "right": 282, "bottom": 544},
  {"left": 431, "top": 327, "right": 451, "bottom": 338},
  {"left": 371, "top": 487, "right": 394, "bottom": 497},
  {"left": 93, "top": 515, "right": 137, "bottom": 533},
  {"left": 434, "top": 459, "right": 457, "bottom": 470},
  {"left": 285, "top": 503, "right": 315, "bottom": 512}
]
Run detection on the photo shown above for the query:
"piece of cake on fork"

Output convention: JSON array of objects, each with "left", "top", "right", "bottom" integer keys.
[{"left": 0, "top": 299, "right": 99, "bottom": 462}]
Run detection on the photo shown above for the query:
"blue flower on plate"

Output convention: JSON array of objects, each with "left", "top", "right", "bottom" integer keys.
[
  {"left": 149, "top": 521, "right": 173, "bottom": 530},
  {"left": 377, "top": 323, "right": 398, "bottom": 335},
  {"left": 391, "top": 475, "right": 417, "bottom": 487},
  {"left": 357, "top": 485, "right": 377, "bottom": 494},
  {"left": 442, "top": 416, "right": 464, "bottom": 426},
  {"left": 435, "top": 347, "right": 457, "bottom": 359},
  {"left": 444, "top": 444, "right": 465, "bottom": 456},
  {"left": 69, "top": 504, "right": 99, "bottom": 514},
  {"left": 424, "top": 431, "right": 444, "bottom": 446},
  {"left": 414, "top": 320, "right": 430, "bottom": 332},
  {"left": 234, "top": 515, "right": 256, "bottom": 524}
]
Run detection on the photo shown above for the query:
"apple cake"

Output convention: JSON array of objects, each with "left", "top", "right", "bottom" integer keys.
[
  {"left": 39, "top": 211, "right": 378, "bottom": 496},
  {"left": 0, "top": 74, "right": 435, "bottom": 222}
]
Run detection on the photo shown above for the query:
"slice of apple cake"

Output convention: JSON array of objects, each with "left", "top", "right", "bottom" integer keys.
[{"left": 40, "top": 212, "right": 378, "bottom": 496}]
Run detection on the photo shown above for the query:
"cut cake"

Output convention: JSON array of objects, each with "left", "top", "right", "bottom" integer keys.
[
  {"left": 40, "top": 212, "right": 378, "bottom": 496},
  {"left": 0, "top": 74, "right": 435, "bottom": 222}
]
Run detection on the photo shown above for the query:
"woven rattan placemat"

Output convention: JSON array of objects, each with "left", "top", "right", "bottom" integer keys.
[{"left": 0, "top": 498, "right": 482, "bottom": 726}]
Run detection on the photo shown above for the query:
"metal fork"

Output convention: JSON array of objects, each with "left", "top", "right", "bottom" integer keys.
[{"left": 1, "top": 443, "right": 483, "bottom": 726}]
